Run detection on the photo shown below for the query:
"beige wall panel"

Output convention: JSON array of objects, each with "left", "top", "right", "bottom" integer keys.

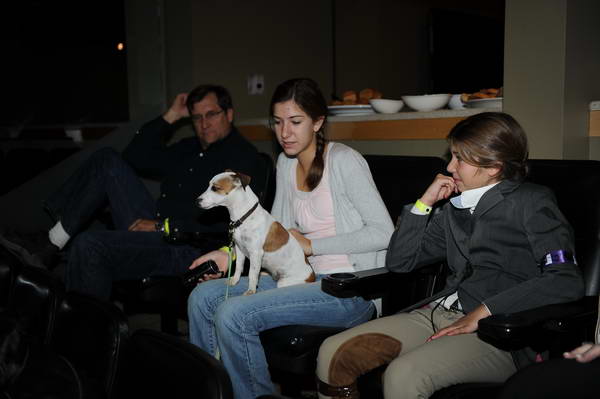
[
  {"left": 189, "top": 0, "right": 332, "bottom": 120},
  {"left": 503, "top": 0, "right": 567, "bottom": 159},
  {"left": 562, "top": 1, "right": 600, "bottom": 159}
]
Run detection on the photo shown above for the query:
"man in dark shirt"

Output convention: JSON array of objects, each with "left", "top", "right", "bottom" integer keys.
[{"left": 38, "top": 84, "right": 263, "bottom": 300}]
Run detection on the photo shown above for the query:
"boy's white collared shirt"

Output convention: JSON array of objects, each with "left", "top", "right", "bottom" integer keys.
[{"left": 449, "top": 181, "right": 501, "bottom": 214}]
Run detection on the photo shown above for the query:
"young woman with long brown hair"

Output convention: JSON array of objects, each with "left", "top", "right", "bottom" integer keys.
[{"left": 186, "top": 78, "right": 394, "bottom": 399}]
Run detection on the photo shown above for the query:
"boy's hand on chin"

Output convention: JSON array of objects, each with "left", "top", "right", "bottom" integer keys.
[{"left": 420, "top": 174, "right": 458, "bottom": 206}]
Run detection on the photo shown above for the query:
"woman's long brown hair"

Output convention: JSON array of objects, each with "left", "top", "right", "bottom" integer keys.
[{"left": 270, "top": 78, "right": 328, "bottom": 191}]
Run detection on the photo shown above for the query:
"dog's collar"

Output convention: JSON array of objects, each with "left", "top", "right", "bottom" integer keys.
[{"left": 228, "top": 202, "right": 259, "bottom": 244}]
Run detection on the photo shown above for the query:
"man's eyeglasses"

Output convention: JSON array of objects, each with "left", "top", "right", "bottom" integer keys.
[{"left": 191, "top": 110, "right": 224, "bottom": 124}]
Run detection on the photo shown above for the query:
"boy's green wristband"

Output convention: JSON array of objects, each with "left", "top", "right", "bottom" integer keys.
[{"left": 414, "top": 199, "right": 432, "bottom": 214}]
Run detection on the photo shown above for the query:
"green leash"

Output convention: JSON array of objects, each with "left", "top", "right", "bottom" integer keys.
[
  {"left": 224, "top": 245, "right": 234, "bottom": 299},
  {"left": 215, "top": 244, "right": 234, "bottom": 360}
]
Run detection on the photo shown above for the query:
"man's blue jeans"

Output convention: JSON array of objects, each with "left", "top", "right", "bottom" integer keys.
[
  {"left": 44, "top": 147, "right": 203, "bottom": 300},
  {"left": 188, "top": 275, "right": 375, "bottom": 399}
]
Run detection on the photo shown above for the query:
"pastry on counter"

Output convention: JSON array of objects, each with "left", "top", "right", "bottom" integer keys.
[
  {"left": 358, "top": 88, "right": 382, "bottom": 104},
  {"left": 461, "top": 88, "right": 503, "bottom": 102},
  {"left": 342, "top": 90, "right": 358, "bottom": 104},
  {"left": 332, "top": 88, "right": 383, "bottom": 105}
]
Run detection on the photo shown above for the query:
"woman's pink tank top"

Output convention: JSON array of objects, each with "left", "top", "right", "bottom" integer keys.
[{"left": 292, "top": 159, "right": 353, "bottom": 275}]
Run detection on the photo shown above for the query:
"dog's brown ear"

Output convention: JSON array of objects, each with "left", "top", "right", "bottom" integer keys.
[
  {"left": 227, "top": 170, "right": 251, "bottom": 189},
  {"left": 235, "top": 172, "right": 252, "bottom": 189}
]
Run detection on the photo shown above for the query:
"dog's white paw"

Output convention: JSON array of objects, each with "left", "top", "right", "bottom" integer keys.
[
  {"left": 227, "top": 277, "right": 240, "bottom": 286},
  {"left": 243, "top": 289, "right": 256, "bottom": 296}
]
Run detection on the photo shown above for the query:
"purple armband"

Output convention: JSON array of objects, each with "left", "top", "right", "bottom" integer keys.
[{"left": 542, "top": 250, "right": 577, "bottom": 268}]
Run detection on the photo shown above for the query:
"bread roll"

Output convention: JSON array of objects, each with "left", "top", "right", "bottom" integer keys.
[
  {"left": 359, "top": 88, "right": 375, "bottom": 101},
  {"left": 342, "top": 90, "right": 358, "bottom": 104},
  {"left": 482, "top": 88, "right": 499, "bottom": 95}
]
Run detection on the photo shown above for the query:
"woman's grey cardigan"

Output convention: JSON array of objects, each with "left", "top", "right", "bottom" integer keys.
[{"left": 270, "top": 142, "right": 394, "bottom": 272}]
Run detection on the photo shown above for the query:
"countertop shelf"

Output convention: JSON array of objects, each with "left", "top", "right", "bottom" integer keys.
[
  {"left": 238, "top": 108, "right": 489, "bottom": 141},
  {"left": 589, "top": 110, "right": 600, "bottom": 137}
]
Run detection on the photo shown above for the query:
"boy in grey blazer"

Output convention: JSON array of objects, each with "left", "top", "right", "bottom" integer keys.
[{"left": 316, "top": 112, "right": 584, "bottom": 399}]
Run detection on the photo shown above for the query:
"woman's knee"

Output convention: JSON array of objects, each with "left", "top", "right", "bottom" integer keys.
[
  {"left": 188, "top": 280, "right": 225, "bottom": 320},
  {"left": 188, "top": 282, "right": 212, "bottom": 315},
  {"left": 213, "top": 298, "right": 250, "bottom": 335}
]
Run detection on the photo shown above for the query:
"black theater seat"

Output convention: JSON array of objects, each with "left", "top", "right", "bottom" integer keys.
[
  {"left": 4, "top": 262, "right": 64, "bottom": 348},
  {"left": 115, "top": 329, "right": 233, "bottom": 399},
  {"left": 52, "top": 292, "right": 129, "bottom": 399},
  {"left": 0, "top": 246, "right": 20, "bottom": 311}
]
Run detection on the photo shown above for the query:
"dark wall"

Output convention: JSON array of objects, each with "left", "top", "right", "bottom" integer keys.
[{"left": 1, "top": 1, "right": 129, "bottom": 126}]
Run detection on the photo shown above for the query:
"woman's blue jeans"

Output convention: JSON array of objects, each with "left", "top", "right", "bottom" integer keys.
[{"left": 188, "top": 274, "right": 375, "bottom": 399}]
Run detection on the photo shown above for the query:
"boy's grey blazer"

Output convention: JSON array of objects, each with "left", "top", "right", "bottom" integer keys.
[{"left": 386, "top": 179, "right": 584, "bottom": 315}]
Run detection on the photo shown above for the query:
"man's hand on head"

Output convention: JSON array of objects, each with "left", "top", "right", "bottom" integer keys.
[
  {"left": 163, "top": 93, "right": 190, "bottom": 124},
  {"left": 128, "top": 218, "right": 159, "bottom": 232}
]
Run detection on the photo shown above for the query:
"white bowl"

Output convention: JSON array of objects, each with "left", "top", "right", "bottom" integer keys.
[
  {"left": 369, "top": 99, "right": 404, "bottom": 114},
  {"left": 448, "top": 94, "right": 465, "bottom": 110},
  {"left": 401, "top": 94, "right": 451, "bottom": 112}
]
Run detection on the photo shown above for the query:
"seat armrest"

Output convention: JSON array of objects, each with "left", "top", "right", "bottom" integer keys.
[
  {"left": 477, "top": 296, "right": 598, "bottom": 350},
  {"left": 322, "top": 268, "right": 392, "bottom": 299},
  {"left": 322, "top": 264, "right": 442, "bottom": 301}
]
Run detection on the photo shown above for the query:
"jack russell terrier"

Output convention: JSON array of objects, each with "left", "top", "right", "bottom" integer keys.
[{"left": 197, "top": 171, "right": 315, "bottom": 295}]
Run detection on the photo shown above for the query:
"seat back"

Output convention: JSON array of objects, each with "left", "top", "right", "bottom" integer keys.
[
  {"left": 527, "top": 159, "right": 600, "bottom": 295},
  {"left": 257, "top": 152, "right": 276, "bottom": 212},
  {"left": 0, "top": 246, "right": 20, "bottom": 311},
  {"left": 0, "top": 315, "right": 85, "bottom": 399},
  {"left": 52, "top": 292, "right": 129, "bottom": 399},
  {"left": 7, "top": 264, "right": 64, "bottom": 347},
  {"left": 115, "top": 329, "right": 233, "bottom": 399},
  {"left": 364, "top": 155, "right": 447, "bottom": 224}
]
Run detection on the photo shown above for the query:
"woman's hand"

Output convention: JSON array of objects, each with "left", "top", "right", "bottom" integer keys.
[
  {"left": 289, "top": 229, "right": 313, "bottom": 256},
  {"left": 427, "top": 304, "right": 491, "bottom": 341},
  {"left": 419, "top": 174, "right": 458, "bottom": 207},
  {"left": 563, "top": 343, "right": 600, "bottom": 363},
  {"left": 189, "top": 250, "right": 229, "bottom": 282}
]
